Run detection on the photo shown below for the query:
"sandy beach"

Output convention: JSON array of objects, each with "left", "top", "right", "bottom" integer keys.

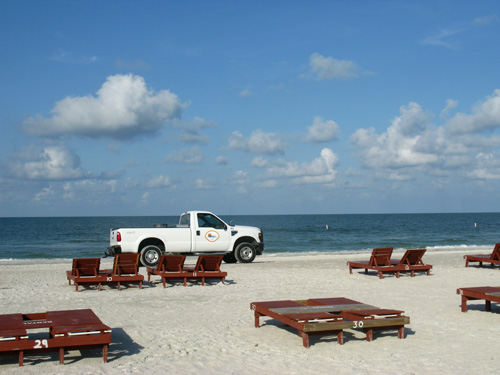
[{"left": 1, "top": 249, "right": 499, "bottom": 374}]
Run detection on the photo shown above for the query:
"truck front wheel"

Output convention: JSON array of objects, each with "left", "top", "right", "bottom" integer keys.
[
  {"left": 234, "top": 242, "right": 256, "bottom": 263},
  {"left": 140, "top": 245, "right": 162, "bottom": 267}
]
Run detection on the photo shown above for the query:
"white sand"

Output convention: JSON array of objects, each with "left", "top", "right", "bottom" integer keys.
[{"left": 1, "top": 249, "right": 500, "bottom": 374}]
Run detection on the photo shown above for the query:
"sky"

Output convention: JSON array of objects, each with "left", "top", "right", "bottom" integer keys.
[{"left": 1, "top": 0, "right": 500, "bottom": 217}]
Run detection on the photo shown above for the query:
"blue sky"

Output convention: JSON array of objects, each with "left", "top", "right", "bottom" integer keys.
[{"left": 1, "top": 0, "right": 500, "bottom": 217}]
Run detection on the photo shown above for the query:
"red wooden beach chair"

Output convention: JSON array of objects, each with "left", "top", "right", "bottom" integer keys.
[
  {"left": 147, "top": 254, "right": 189, "bottom": 287},
  {"left": 186, "top": 255, "right": 227, "bottom": 286},
  {"left": 379, "top": 249, "right": 432, "bottom": 278},
  {"left": 464, "top": 243, "right": 500, "bottom": 268},
  {"left": 347, "top": 248, "right": 394, "bottom": 278},
  {"left": 66, "top": 258, "right": 108, "bottom": 291},
  {"left": 0, "top": 309, "right": 111, "bottom": 366},
  {"left": 251, "top": 297, "right": 409, "bottom": 348},
  {"left": 103, "top": 253, "right": 144, "bottom": 290},
  {"left": 457, "top": 286, "right": 500, "bottom": 312}
]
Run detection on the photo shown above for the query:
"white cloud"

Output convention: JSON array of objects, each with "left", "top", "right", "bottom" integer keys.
[
  {"left": 308, "top": 53, "right": 358, "bottom": 80},
  {"left": 178, "top": 130, "right": 210, "bottom": 144},
  {"left": 6, "top": 144, "right": 86, "bottom": 180},
  {"left": 165, "top": 146, "right": 204, "bottom": 164},
  {"left": 351, "top": 102, "right": 438, "bottom": 169},
  {"left": 23, "top": 74, "right": 184, "bottom": 139},
  {"left": 422, "top": 27, "right": 462, "bottom": 49},
  {"left": 473, "top": 14, "right": 499, "bottom": 26},
  {"left": 194, "top": 178, "right": 216, "bottom": 189},
  {"left": 351, "top": 92, "right": 500, "bottom": 185},
  {"left": 146, "top": 175, "right": 173, "bottom": 188},
  {"left": 50, "top": 49, "right": 98, "bottom": 64},
  {"left": 251, "top": 157, "right": 268, "bottom": 168},
  {"left": 440, "top": 99, "right": 458, "bottom": 118},
  {"left": 34, "top": 186, "right": 55, "bottom": 202},
  {"left": 265, "top": 148, "right": 339, "bottom": 184},
  {"left": 239, "top": 89, "right": 253, "bottom": 98},
  {"left": 172, "top": 117, "right": 216, "bottom": 144},
  {"left": 231, "top": 170, "right": 250, "bottom": 185},
  {"left": 447, "top": 89, "right": 500, "bottom": 134},
  {"left": 215, "top": 156, "right": 228, "bottom": 165},
  {"left": 227, "top": 130, "right": 286, "bottom": 155},
  {"left": 306, "top": 116, "right": 340, "bottom": 142}
]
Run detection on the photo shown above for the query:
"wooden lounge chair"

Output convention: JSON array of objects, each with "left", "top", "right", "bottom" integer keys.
[
  {"left": 464, "top": 243, "right": 500, "bottom": 268},
  {"left": 457, "top": 286, "right": 500, "bottom": 312},
  {"left": 103, "top": 253, "right": 144, "bottom": 290},
  {"left": 251, "top": 297, "right": 410, "bottom": 348},
  {"left": 147, "top": 254, "right": 189, "bottom": 287},
  {"left": 0, "top": 309, "right": 111, "bottom": 366},
  {"left": 347, "top": 248, "right": 394, "bottom": 279},
  {"left": 66, "top": 258, "right": 108, "bottom": 291},
  {"left": 186, "top": 255, "right": 227, "bottom": 286},
  {"left": 379, "top": 249, "right": 433, "bottom": 278}
]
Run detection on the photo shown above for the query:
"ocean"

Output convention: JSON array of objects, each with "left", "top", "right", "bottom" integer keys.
[{"left": 0, "top": 212, "right": 499, "bottom": 260}]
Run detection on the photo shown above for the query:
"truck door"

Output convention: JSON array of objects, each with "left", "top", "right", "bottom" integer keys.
[{"left": 193, "top": 213, "right": 231, "bottom": 253}]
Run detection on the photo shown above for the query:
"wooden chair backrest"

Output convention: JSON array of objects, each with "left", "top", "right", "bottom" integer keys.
[
  {"left": 72, "top": 258, "right": 100, "bottom": 277},
  {"left": 158, "top": 255, "right": 186, "bottom": 272},
  {"left": 399, "top": 249, "right": 426, "bottom": 265},
  {"left": 199, "top": 255, "right": 224, "bottom": 272},
  {"left": 113, "top": 253, "right": 140, "bottom": 275},
  {"left": 369, "top": 248, "right": 393, "bottom": 267},
  {"left": 490, "top": 243, "right": 500, "bottom": 260}
]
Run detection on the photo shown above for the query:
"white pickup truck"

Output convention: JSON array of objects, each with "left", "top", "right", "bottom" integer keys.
[{"left": 104, "top": 211, "right": 264, "bottom": 266}]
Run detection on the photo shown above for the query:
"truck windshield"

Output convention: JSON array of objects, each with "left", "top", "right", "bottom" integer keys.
[{"left": 197, "top": 213, "right": 226, "bottom": 229}]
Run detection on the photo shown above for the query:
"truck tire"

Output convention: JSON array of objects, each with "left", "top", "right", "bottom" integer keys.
[
  {"left": 223, "top": 253, "right": 237, "bottom": 263},
  {"left": 234, "top": 242, "right": 256, "bottom": 263},
  {"left": 140, "top": 245, "right": 162, "bottom": 267}
]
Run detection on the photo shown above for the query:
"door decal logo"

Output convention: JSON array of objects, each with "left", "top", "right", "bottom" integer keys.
[{"left": 205, "top": 230, "right": 220, "bottom": 242}]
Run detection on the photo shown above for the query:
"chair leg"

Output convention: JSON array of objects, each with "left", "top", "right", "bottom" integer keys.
[
  {"left": 301, "top": 331, "right": 310, "bottom": 348},
  {"left": 365, "top": 329, "right": 373, "bottom": 342},
  {"left": 398, "top": 326, "right": 405, "bottom": 339},
  {"left": 461, "top": 295, "right": 468, "bottom": 312},
  {"left": 103, "top": 344, "right": 108, "bottom": 363},
  {"left": 59, "top": 347, "right": 64, "bottom": 364},
  {"left": 337, "top": 331, "right": 344, "bottom": 345}
]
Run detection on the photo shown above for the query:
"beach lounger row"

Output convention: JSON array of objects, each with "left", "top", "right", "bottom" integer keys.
[
  {"left": 251, "top": 297, "right": 409, "bottom": 348},
  {"left": 347, "top": 248, "right": 432, "bottom": 278},
  {"left": 66, "top": 254, "right": 227, "bottom": 291},
  {"left": 147, "top": 254, "right": 227, "bottom": 287},
  {"left": 0, "top": 309, "right": 111, "bottom": 366},
  {"left": 66, "top": 253, "right": 144, "bottom": 291}
]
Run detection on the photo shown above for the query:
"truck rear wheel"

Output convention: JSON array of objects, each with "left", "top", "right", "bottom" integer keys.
[
  {"left": 234, "top": 242, "right": 256, "bottom": 263},
  {"left": 140, "top": 245, "right": 162, "bottom": 267}
]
